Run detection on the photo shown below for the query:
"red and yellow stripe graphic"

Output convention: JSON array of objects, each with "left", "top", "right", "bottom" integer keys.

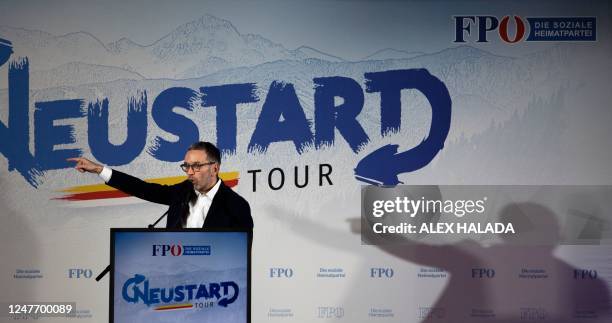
[
  {"left": 154, "top": 303, "right": 194, "bottom": 311},
  {"left": 57, "top": 171, "right": 239, "bottom": 201}
]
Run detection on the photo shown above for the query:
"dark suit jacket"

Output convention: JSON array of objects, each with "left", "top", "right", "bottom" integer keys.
[{"left": 106, "top": 169, "right": 253, "bottom": 231}]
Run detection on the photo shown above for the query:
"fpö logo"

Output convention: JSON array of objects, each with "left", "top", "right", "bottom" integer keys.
[
  {"left": 454, "top": 16, "right": 596, "bottom": 43},
  {"left": 370, "top": 267, "right": 394, "bottom": 278},
  {"left": 68, "top": 268, "right": 93, "bottom": 279},
  {"left": 269, "top": 267, "right": 293, "bottom": 278},
  {"left": 122, "top": 274, "right": 239, "bottom": 309},
  {"left": 471, "top": 268, "right": 495, "bottom": 279},
  {"left": 418, "top": 307, "right": 445, "bottom": 320},
  {"left": 520, "top": 307, "right": 547, "bottom": 321},
  {"left": 574, "top": 269, "right": 598, "bottom": 280},
  {"left": 152, "top": 244, "right": 211, "bottom": 256},
  {"left": 317, "top": 307, "right": 344, "bottom": 319}
]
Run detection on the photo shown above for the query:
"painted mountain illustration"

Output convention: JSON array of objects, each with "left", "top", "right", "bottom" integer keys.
[{"left": 0, "top": 14, "right": 342, "bottom": 80}]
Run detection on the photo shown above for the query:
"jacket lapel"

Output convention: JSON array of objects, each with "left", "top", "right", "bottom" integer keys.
[{"left": 202, "top": 180, "right": 226, "bottom": 228}]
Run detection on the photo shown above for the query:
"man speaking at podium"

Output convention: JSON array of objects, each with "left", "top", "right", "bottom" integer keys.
[{"left": 68, "top": 141, "right": 253, "bottom": 230}]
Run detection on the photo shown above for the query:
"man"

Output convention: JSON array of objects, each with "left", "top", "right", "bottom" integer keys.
[{"left": 67, "top": 142, "right": 253, "bottom": 230}]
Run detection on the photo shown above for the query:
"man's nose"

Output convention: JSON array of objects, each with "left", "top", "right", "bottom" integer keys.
[{"left": 186, "top": 167, "right": 195, "bottom": 175}]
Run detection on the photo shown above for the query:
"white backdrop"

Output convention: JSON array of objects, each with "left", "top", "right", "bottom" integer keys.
[{"left": 1, "top": 0, "right": 611, "bottom": 322}]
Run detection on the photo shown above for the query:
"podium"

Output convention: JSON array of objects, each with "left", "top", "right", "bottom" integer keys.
[{"left": 109, "top": 228, "right": 251, "bottom": 323}]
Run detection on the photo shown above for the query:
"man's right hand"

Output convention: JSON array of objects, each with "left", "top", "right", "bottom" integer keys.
[{"left": 67, "top": 157, "right": 103, "bottom": 174}]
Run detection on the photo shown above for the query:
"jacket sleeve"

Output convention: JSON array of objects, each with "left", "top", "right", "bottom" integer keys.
[
  {"left": 236, "top": 198, "right": 254, "bottom": 230},
  {"left": 106, "top": 169, "right": 184, "bottom": 205}
]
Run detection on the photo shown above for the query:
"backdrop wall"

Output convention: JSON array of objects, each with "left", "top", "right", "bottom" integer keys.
[{"left": 1, "top": 0, "right": 611, "bottom": 322}]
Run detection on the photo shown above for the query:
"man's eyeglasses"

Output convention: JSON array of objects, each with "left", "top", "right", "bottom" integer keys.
[{"left": 180, "top": 161, "right": 216, "bottom": 172}]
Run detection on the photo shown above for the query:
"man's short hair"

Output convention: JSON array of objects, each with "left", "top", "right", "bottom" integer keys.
[{"left": 187, "top": 141, "right": 221, "bottom": 164}]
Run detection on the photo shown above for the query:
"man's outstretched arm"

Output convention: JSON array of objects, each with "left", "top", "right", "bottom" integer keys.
[{"left": 66, "top": 157, "right": 177, "bottom": 205}]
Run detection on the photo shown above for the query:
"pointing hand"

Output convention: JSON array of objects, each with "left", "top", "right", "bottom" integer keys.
[{"left": 66, "top": 157, "right": 103, "bottom": 174}]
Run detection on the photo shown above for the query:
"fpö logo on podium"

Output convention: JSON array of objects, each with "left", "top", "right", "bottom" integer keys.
[
  {"left": 152, "top": 244, "right": 211, "bottom": 256},
  {"left": 454, "top": 15, "right": 596, "bottom": 43}
]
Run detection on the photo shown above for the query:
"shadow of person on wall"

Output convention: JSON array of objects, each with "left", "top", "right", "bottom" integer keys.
[
  {"left": 270, "top": 199, "right": 611, "bottom": 322},
  {"left": 361, "top": 202, "right": 611, "bottom": 322}
]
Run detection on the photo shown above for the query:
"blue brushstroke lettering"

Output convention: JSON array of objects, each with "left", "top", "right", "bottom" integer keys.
[
  {"left": 34, "top": 99, "right": 85, "bottom": 170},
  {"left": 355, "top": 69, "right": 452, "bottom": 186},
  {"left": 201, "top": 83, "right": 259, "bottom": 155},
  {"left": 314, "top": 76, "right": 368, "bottom": 152},
  {"left": 248, "top": 81, "right": 313, "bottom": 153},
  {"left": 0, "top": 58, "right": 43, "bottom": 186},
  {"left": 88, "top": 92, "right": 147, "bottom": 165},
  {"left": 148, "top": 87, "right": 199, "bottom": 162}
]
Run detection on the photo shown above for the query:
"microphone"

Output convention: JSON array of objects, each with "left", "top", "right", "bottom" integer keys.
[
  {"left": 148, "top": 209, "right": 170, "bottom": 229},
  {"left": 95, "top": 265, "right": 110, "bottom": 282}
]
